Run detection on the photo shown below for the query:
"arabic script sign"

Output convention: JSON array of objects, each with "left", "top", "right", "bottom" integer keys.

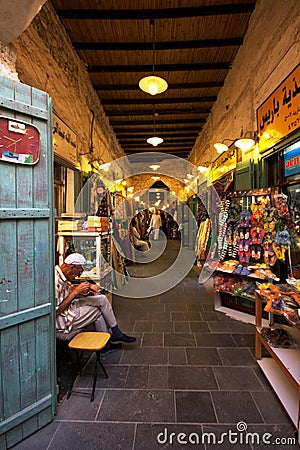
[
  {"left": 257, "top": 64, "right": 300, "bottom": 152},
  {"left": 53, "top": 114, "right": 78, "bottom": 166}
]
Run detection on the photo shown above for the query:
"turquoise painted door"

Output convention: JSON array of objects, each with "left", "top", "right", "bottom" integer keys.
[{"left": 0, "top": 77, "right": 56, "bottom": 449}]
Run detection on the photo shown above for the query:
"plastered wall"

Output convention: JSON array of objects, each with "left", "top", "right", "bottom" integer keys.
[{"left": 6, "top": 1, "right": 125, "bottom": 171}]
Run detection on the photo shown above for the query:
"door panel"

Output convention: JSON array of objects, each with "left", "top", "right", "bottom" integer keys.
[{"left": 0, "top": 77, "right": 55, "bottom": 449}]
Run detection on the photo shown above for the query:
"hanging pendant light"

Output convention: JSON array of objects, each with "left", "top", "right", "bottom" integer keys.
[
  {"left": 139, "top": 75, "right": 168, "bottom": 96},
  {"left": 147, "top": 136, "right": 163, "bottom": 146},
  {"left": 147, "top": 110, "right": 163, "bottom": 147},
  {"left": 138, "top": 19, "right": 168, "bottom": 96}
]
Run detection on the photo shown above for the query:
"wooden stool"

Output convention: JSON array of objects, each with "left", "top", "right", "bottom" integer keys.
[{"left": 67, "top": 331, "right": 110, "bottom": 402}]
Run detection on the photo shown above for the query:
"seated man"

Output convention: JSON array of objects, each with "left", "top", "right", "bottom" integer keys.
[
  {"left": 55, "top": 253, "right": 136, "bottom": 353},
  {"left": 131, "top": 217, "right": 149, "bottom": 252}
]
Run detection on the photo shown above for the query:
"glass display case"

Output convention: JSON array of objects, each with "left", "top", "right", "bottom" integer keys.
[{"left": 57, "top": 231, "right": 112, "bottom": 294}]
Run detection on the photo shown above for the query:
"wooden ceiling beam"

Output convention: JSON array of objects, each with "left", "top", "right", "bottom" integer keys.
[
  {"left": 110, "top": 118, "right": 206, "bottom": 125},
  {"left": 89, "top": 62, "right": 230, "bottom": 72},
  {"left": 115, "top": 126, "right": 201, "bottom": 133},
  {"left": 121, "top": 141, "right": 195, "bottom": 147},
  {"left": 57, "top": 4, "right": 255, "bottom": 20},
  {"left": 74, "top": 38, "right": 243, "bottom": 51},
  {"left": 102, "top": 97, "right": 216, "bottom": 105},
  {"left": 122, "top": 144, "right": 192, "bottom": 149},
  {"left": 118, "top": 133, "right": 198, "bottom": 139},
  {"left": 119, "top": 137, "right": 196, "bottom": 142},
  {"left": 105, "top": 108, "right": 210, "bottom": 116},
  {"left": 94, "top": 82, "right": 223, "bottom": 91}
]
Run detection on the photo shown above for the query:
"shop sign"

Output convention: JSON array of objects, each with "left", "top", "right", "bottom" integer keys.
[
  {"left": 257, "top": 64, "right": 300, "bottom": 153},
  {"left": 53, "top": 114, "right": 78, "bottom": 166},
  {"left": 211, "top": 145, "right": 236, "bottom": 181},
  {"left": 283, "top": 140, "right": 300, "bottom": 178}
]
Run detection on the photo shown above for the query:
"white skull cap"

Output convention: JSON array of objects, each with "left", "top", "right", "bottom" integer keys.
[{"left": 64, "top": 253, "right": 86, "bottom": 265}]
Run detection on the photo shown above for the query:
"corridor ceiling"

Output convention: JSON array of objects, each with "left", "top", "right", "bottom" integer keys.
[{"left": 51, "top": 0, "right": 256, "bottom": 161}]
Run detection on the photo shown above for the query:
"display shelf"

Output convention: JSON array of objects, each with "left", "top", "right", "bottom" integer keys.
[
  {"left": 57, "top": 231, "right": 113, "bottom": 295},
  {"left": 214, "top": 269, "right": 276, "bottom": 319},
  {"left": 257, "top": 358, "right": 299, "bottom": 428},
  {"left": 215, "top": 268, "right": 277, "bottom": 283},
  {"left": 215, "top": 290, "right": 255, "bottom": 302},
  {"left": 255, "top": 290, "right": 300, "bottom": 438}
]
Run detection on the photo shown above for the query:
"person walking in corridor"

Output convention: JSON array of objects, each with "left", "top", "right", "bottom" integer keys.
[{"left": 149, "top": 209, "right": 162, "bottom": 240}]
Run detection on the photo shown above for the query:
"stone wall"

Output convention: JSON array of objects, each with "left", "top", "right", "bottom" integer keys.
[
  {"left": 189, "top": 0, "right": 300, "bottom": 167},
  {"left": 11, "top": 1, "right": 124, "bottom": 168}
]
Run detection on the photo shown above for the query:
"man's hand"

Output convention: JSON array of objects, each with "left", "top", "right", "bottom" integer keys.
[
  {"left": 88, "top": 283, "right": 102, "bottom": 294},
  {"left": 74, "top": 282, "right": 90, "bottom": 296}
]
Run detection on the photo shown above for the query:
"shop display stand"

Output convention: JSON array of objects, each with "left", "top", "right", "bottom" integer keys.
[
  {"left": 214, "top": 271, "right": 272, "bottom": 324},
  {"left": 255, "top": 290, "right": 300, "bottom": 439},
  {"left": 213, "top": 187, "right": 283, "bottom": 322}
]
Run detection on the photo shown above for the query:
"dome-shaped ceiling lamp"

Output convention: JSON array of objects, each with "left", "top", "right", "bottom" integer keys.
[
  {"left": 138, "top": 19, "right": 168, "bottom": 96},
  {"left": 139, "top": 76, "right": 168, "bottom": 96},
  {"left": 147, "top": 136, "right": 163, "bottom": 147}
]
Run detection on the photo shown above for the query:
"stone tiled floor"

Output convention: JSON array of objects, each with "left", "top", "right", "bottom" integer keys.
[{"left": 12, "top": 241, "right": 298, "bottom": 449}]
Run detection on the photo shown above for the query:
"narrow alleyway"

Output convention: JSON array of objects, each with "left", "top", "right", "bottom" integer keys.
[{"left": 13, "top": 241, "right": 296, "bottom": 450}]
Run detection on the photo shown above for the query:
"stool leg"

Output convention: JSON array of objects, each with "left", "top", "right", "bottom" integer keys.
[
  {"left": 66, "top": 370, "right": 78, "bottom": 399},
  {"left": 90, "top": 352, "right": 108, "bottom": 402},
  {"left": 90, "top": 353, "right": 98, "bottom": 402},
  {"left": 66, "top": 350, "right": 82, "bottom": 400},
  {"left": 96, "top": 351, "right": 108, "bottom": 378}
]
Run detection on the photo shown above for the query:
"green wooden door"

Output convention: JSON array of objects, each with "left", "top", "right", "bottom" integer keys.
[
  {"left": 235, "top": 159, "right": 255, "bottom": 190},
  {"left": 0, "top": 77, "right": 56, "bottom": 449}
]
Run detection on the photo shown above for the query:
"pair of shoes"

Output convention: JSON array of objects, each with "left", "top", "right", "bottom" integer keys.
[
  {"left": 110, "top": 334, "right": 136, "bottom": 344},
  {"left": 100, "top": 342, "right": 122, "bottom": 355}
]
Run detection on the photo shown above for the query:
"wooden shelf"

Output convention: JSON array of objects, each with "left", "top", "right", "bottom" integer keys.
[
  {"left": 258, "top": 358, "right": 300, "bottom": 427},
  {"left": 255, "top": 290, "right": 300, "bottom": 437}
]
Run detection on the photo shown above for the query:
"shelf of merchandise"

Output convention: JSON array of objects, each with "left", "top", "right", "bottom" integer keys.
[
  {"left": 214, "top": 270, "right": 273, "bottom": 324},
  {"left": 255, "top": 290, "right": 300, "bottom": 437}
]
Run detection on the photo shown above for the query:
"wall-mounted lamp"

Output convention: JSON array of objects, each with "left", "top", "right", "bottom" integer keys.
[
  {"left": 213, "top": 139, "right": 235, "bottom": 153},
  {"left": 139, "top": 20, "right": 168, "bottom": 96},
  {"left": 234, "top": 131, "right": 257, "bottom": 151},
  {"left": 197, "top": 163, "right": 210, "bottom": 173},
  {"left": 214, "top": 131, "right": 257, "bottom": 153}
]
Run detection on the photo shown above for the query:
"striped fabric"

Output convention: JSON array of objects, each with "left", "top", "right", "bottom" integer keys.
[{"left": 55, "top": 265, "right": 77, "bottom": 333}]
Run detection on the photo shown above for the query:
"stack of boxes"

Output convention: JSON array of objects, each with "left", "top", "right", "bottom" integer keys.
[
  {"left": 87, "top": 216, "right": 110, "bottom": 232},
  {"left": 57, "top": 213, "right": 86, "bottom": 232}
]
